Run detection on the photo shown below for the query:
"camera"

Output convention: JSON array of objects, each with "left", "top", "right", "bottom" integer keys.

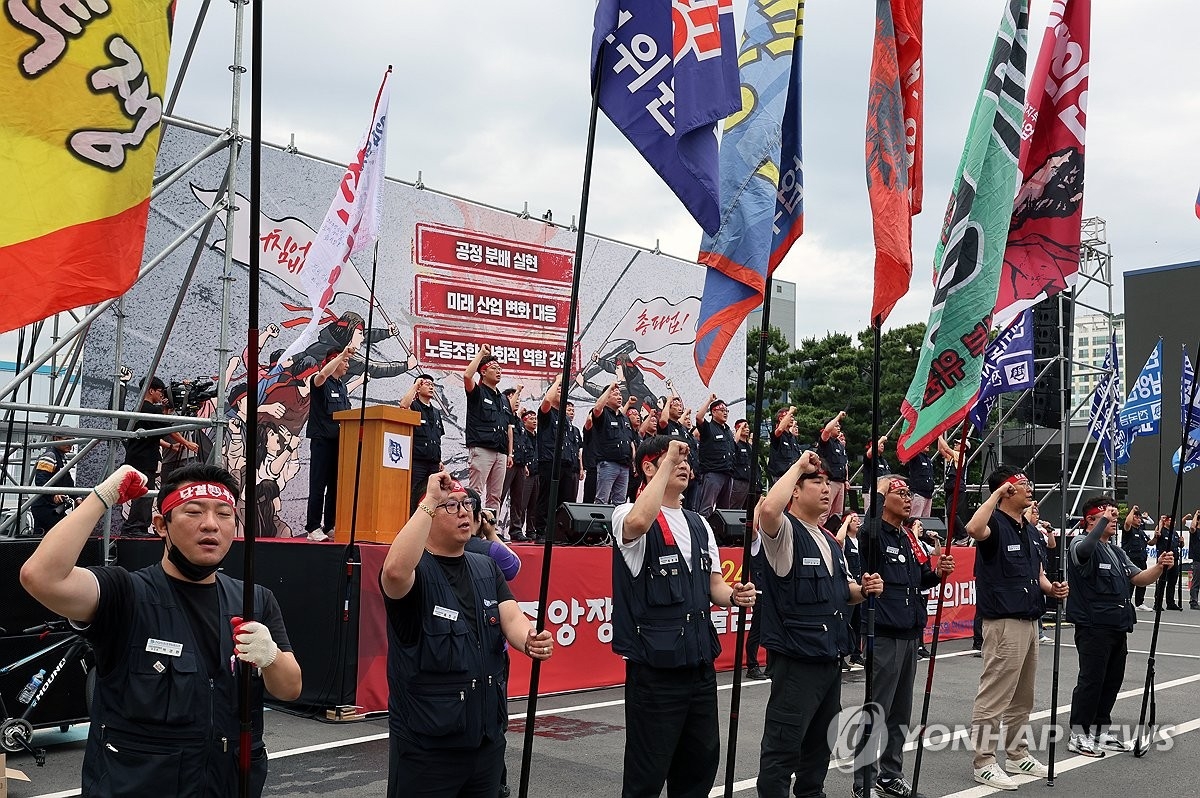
[{"left": 167, "top": 379, "right": 218, "bottom": 416}]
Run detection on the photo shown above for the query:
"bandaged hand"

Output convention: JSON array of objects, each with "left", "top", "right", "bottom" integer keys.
[
  {"left": 92, "top": 465, "right": 148, "bottom": 509},
  {"left": 232, "top": 616, "right": 280, "bottom": 668}
]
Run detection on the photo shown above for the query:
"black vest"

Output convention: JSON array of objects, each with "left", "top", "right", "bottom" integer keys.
[
  {"left": 699, "top": 420, "right": 736, "bottom": 474},
  {"left": 1121, "top": 527, "right": 1150, "bottom": 562},
  {"left": 82, "top": 566, "right": 269, "bottom": 797},
  {"left": 906, "top": 452, "right": 935, "bottom": 498},
  {"left": 862, "top": 521, "right": 934, "bottom": 636},
  {"left": 307, "top": 375, "right": 351, "bottom": 439},
  {"left": 612, "top": 510, "right": 720, "bottom": 668},
  {"left": 387, "top": 552, "right": 508, "bottom": 747},
  {"left": 411, "top": 398, "right": 444, "bottom": 462},
  {"left": 975, "top": 512, "right": 1046, "bottom": 620},
  {"left": 593, "top": 407, "right": 634, "bottom": 465},
  {"left": 816, "top": 437, "right": 848, "bottom": 482},
  {"left": 465, "top": 382, "right": 509, "bottom": 451},
  {"left": 767, "top": 431, "right": 801, "bottom": 482},
  {"left": 1066, "top": 537, "right": 1137, "bottom": 632},
  {"left": 758, "top": 516, "right": 851, "bottom": 661},
  {"left": 733, "top": 439, "right": 752, "bottom": 482}
]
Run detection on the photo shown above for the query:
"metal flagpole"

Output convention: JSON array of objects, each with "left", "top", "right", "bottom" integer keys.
[
  {"left": 1047, "top": 290, "right": 1071, "bottom": 784},
  {"left": 860, "top": 319, "right": 884, "bottom": 783},
  {"left": 516, "top": 69, "right": 600, "bottom": 798},
  {"left": 238, "top": 1, "right": 263, "bottom": 794}
]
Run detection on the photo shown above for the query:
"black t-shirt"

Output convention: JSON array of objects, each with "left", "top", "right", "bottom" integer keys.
[
  {"left": 307, "top": 375, "right": 352, "bottom": 439},
  {"left": 82, "top": 566, "right": 291, "bottom": 679},
  {"left": 124, "top": 401, "right": 172, "bottom": 468},
  {"left": 384, "top": 553, "right": 515, "bottom": 646}
]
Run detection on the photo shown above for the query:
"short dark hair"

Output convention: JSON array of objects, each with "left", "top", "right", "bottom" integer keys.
[
  {"left": 987, "top": 465, "right": 1026, "bottom": 494},
  {"left": 462, "top": 486, "right": 483, "bottom": 523},
  {"left": 711, "top": 399, "right": 727, "bottom": 410},
  {"left": 1081, "top": 494, "right": 1116, "bottom": 522},
  {"left": 324, "top": 346, "right": 345, "bottom": 364},
  {"left": 635, "top": 435, "right": 674, "bottom": 482},
  {"left": 157, "top": 463, "right": 239, "bottom": 519},
  {"left": 565, "top": 401, "right": 575, "bottom": 409},
  {"left": 735, "top": 418, "right": 748, "bottom": 428},
  {"left": 798, "top": 454, "right": 832, "bottom": 483},
  {"left": 502, "top": 387, "right": 517, "bottom": 397},
  {"left": 269, "top": 349, "right": 285, "bottom": 366},
  {"left": 144, "top": 375, "right": 166, "bottom": 391},
  {"left": 521, "top": 410, "right": 536, "bottom": 420},
  {"left": 415, "top": 373, "right": 435, "bottom": 383},
  {"left": 479, "top": 355, "right": 499, "bottom": 369}
]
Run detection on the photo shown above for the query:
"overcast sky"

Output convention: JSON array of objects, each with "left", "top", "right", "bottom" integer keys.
[{"left": 11, "top": 0, "right": 1196, "bottom": 370}]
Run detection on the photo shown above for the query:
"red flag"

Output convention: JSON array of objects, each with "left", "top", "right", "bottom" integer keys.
[
  {"left": 866, "top": 0, "right": 923, "bottom": 324},
  {"left": 994, "top": 0, "right": 1090, "bottom": 327}
]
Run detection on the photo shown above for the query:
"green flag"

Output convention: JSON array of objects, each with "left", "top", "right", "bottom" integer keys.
[{"left": 896, "top": 0, "right": 1028, "bottom": 462}]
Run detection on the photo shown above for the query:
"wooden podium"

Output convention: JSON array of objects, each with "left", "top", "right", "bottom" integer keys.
[{"left": 332, "top": 406, "right": 420, "bottom": 544}]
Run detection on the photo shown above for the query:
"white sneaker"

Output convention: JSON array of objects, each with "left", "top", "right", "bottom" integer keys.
[
  {"left": 1097, "top": 731, "right": 1131, "bottom": 751},
  {"left": 1067, "top": 733, "right": 1105, "bottom": 758},
  {"left": 973, "top": 763, "right": 1018, "bottom": 790},
  {"left": 1038, "top": 635, "right": 1052, "bottom": 644},
  {"left": 1005, "top": 754, "right": 1049, "bottom": 777},
  {"left": 1136, "top": 604, "right": 1153, "bottom": 611},
  {"left": 307, "top": 529, "right": 330, "bottom": 541}
]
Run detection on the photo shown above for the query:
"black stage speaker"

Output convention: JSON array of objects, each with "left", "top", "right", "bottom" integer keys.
[
  {"left": 913, "top": 516, "right": 947, "bottom": 535},
  {"left": 709, "top": 509, "right": 748, "bottom": 546},
  {"left": 554, "top": 503, "right": 614, "bottom": 546},
  {"left": 1017, "top": 294, "right": 1073, "bottom": 428}
]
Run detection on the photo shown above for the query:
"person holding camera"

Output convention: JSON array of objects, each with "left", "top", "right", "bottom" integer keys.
[
  {"left": 20, "top": 462, "right": 302, "bottom": 797},
  {"left": 120, "top": 375, "right": 200, "bottom": 537},
  {"left": 1121, "top": 504, "right": 1156, "bottom": 610}
]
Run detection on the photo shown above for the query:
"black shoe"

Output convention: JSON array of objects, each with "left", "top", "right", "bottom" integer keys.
[
  {"left": 498, "top": 785, "right": 511, "bottom": 798},
  {"left": 1190, "top": 603, "right": 1200, "bottom": 610},
  {"left": 876, "top": 776, "right": 926, "bottom": 798},
  {"left": 510, "top": 532, "right": 528, "bottom": 542},
  {"left": 916, "top": 646, "right": 931, "bottom": 659},
  {"left": 534, "top": 534, "right": 547, "bottom": 545},
  {"left": 746, "top": 664, "right": 767, "bottom": 680},
  {"left": 1167, "top": 603, "right": 1183, "bottom": 611},
  {"left": 849, "top": 653, "right": 866, "bottom": 666},
  {"left": 852, "top": 786, "right": 870, "bottom": 798}
]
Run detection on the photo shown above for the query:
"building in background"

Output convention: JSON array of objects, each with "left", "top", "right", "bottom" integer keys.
[
  {"left": 1070, "top": 312, "right": 1125, "bottom": 419},
  {"left": 746, "top": 278, "right": 796, "bottom": 348}
]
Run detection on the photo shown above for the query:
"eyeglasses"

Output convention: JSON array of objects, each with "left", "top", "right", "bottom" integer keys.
[
  {"left": 889, "top": 489, "right": 912, "bottom": 499},
  {"left": 437, "top": 498, "right": 479, "bottom": 515}
]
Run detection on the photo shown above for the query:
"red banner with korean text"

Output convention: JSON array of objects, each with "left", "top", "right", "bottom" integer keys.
[
  {"left": 1, "top": 1, "right": 174, "bottom": 333},
  {"left": 355, "top": 544, "right": 976, "bottom": 710}
]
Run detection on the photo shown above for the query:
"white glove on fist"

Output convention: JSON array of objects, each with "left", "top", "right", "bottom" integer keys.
[
  {"left": 93, "top": 465, "right": 148, "bottom": 509},
  {"left": 232, "top": 617, "right": 279, "bottom": 668}
]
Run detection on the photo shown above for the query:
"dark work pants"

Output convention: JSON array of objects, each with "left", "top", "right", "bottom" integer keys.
[
  {"left": 305, "top": 436, "right": 339, "bottom": 532},
  {"left": 1130, "top": 556, "right": 1148, "bottom": 606},
  {"left": 757, "top": 655, "right": 842, "bottom": 798},
  {"left": 387, "top": 733, "right": 504, "bottom": 798},
  {"left": 622, "top": 661, "right": 719, "bottom": 798},
  {"left": 973, "top": 613, "right": 984, "bottom": 648},
  {"left": 1192, "top": 559, "right": 1200, "bottom": 605},
  {"left": 535, "top": 460, "right": 578, "bottom": 536},
  {"left": 746, "top": 612, "right": 762, "bottom": 667},
  {"left": 582, "top": 466, "right": 597, "bottom": 504},
  {"left": 121, "top": 457, "right": 158, "bottom": 536},
  {"left": 1163, "top": 562, "right": 1181, "bottom": 605},
  {"left": 854, "top": 636, "right": 917, "bottom": 789},
  {"left": 409, "top": 456, "right": 439, "bottom": 514},
  {"left": 509, "top": 466, "right": 538, "bottom": 536},
  {"left": 1068, "top": 626, "right": 1127, "bottom": 734},
  {"left": 848, "top": 604, "right": 862, "bottom": 659},
  {"left": 696, "top": 471, "right": 734, "bottom": 517}
]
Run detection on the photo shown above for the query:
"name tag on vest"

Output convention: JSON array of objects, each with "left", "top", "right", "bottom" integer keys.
[
  {"left": 484, "top": 398, "right": 493, "bottom": 405},
  {"left": 659, "top": 554, "right": 680, "bottom": 565},
  {"left": 1007, "top": 544, "right": 1022, "bottom": 552},
  {"left": 886, "top": 546, "right": 900, "bottom": 555},
  {"left": 715, "top": 434, "right": 725, "bottom": 440},
  {"left": 433, "top": 605, "right": 459, "bottom": 622},
  {"left": 146, "top": 638, "right": 183, "bottom": 657},
  {"left": 1098, "top": 563, "right": 1112, "bottom": 570},
  {"left": 330, "top": 392, "right": 341, "bottom": 399},
  {"left": 610, "top": 421, "right": 617, "bottom": 426},
  {"left": 802, "top": 557, "right": 821, "bottom": 567}
]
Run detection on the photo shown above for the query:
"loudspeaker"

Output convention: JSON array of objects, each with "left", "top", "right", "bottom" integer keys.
[
  {"left": 1018, "top": 294, "right": 1073, "bottom": 429},
  {"left": 913, "top": 516, "right": 946, "bottom": 535},
  {"left": 708, "top": 509, "right": 748, "bottom": 546},
  {"left": 554, "top": 503, "right": 614, "bottom": 546}
]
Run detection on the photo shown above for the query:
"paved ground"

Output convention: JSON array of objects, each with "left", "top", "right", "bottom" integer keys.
[{"left": 9, "top": 599, "right": 1200, "bottom": 798}]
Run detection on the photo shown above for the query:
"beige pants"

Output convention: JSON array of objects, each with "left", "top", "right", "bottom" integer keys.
[
  {"left": 468, "top": 446, "right": 508, "bottom": 512},
  {"left": 970, "top": 617, "right": 1039, "bottom": 769}
]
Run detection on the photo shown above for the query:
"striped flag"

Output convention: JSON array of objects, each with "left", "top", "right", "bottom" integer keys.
[
  {"left": 867, "top": 0, "right": 923, "bottom": 324},
  {"left": 693, "top": 0, "right": 805, "bottom": 385},
  {"left": 895, "top": 0, "right": 1029, "bottom": 462},
  {"left": 1, "top": 1, "right": 174, "bottom": 333}
]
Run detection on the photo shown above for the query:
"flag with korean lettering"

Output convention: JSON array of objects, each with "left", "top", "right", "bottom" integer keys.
[
  {"left": 0, "top": 1, "right": 174, "bottom": 334},
  {"left": 1117, "top": 339, "right": 1161, "bottom": 436},
  {"left": 277, "top": 69, "right": 391, "bottom": 366},
  {"left": 895, "top": 0, "right": 1028, "bottom": 462},
  {"left": 994, "top": 0, "right": 1090, "bottom": 328},
  {"left": 969, "top": 309, "right": 1034, "bottom": 432},
  {"left": 867, "top": 0, "right": 924, "bottom": 325},
  {"left": 591, "top": 0, "right": 740, "bottom": 237},
  {"left": 1173, "top": 346, "right": 1200, "bottom": 474},
  {"left": 692, "top": 0, "right": 805, "bottom": 386},
  {"left": 1088, "top": 332, "right": 1126, "bottom": 473}
]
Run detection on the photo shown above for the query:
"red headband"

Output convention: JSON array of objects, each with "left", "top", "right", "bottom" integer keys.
[
  {"left": 1003, "top": 473, "right": 1028, "bottom": 486},
  {"left": 160, "top": 482, "right": 237, "bottom": 515},
  {"left": 1084, "top": 505, "right": 1113, "bottom": 523},
  {"left": 888, "top": 478, "right": 908, "bottom": 494}
]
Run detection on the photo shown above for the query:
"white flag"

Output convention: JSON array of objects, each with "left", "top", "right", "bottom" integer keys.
[{"left": 278, "top": 68, "right": 391, "bottom": 365}]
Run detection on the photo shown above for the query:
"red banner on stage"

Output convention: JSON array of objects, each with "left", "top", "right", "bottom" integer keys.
[{"left": 354, "top": 544, "right": 977, "bottom": 711}]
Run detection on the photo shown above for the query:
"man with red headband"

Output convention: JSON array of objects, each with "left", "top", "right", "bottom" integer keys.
[
  {"left": 611, "top": 436, "right": 756, "bottom": 797},
  {"left": 381, "top": 472, "right": 553, "bottom": 797},
  {"left": 1065, "top": 495, "right": 1173, "bottom": 757},
  {"left": 20, "top": 463, "right": 302, "bottom": 797},
  {"left": 965, "top": 466, "right": 1068, "bottom": 790}
]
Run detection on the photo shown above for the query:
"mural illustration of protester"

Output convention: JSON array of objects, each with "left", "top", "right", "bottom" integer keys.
[
  {"left": 301, "top": 310, "right": 411, "bottom": 385},
  {"left": 574, "top": 339, "right": 663, "bottom": 412}
]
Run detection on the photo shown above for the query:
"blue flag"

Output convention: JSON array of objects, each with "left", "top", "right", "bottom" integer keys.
[
  {"left": 1088, "top": 331, "right": 1128, "bottom": 473},
  {"left": 1173, "top": 346, "right": 1200, "bottom": 473},
  {"left": 692, "top": 0, "right": 805, "bottom": 385},
  {"left": 1117, "top": 339, "right": 1162, "bottom": 435},
  {"left": 970, "top": 309, "right": 1035, "bottom": 432},
  {"left": 591, "top": 0, "right": 740, "bottom": 236}
]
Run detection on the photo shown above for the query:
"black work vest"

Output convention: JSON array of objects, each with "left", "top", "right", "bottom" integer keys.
[
  {"left": 758, "top": 516, "right": 851, "bottom": 662},
  {"left": 975, "top": 512, "right": 1046, "bottom": 620},
  {"left": 411, "top": 398, "right": 444, "bottom": 462},
  {"left": 465, "top": 382, "right": 509, "bottom": 451},
  {"left": 816, "top": 437, "right": 848, "bottom": 482},
  {"left": 767, "top": 431, "right": 801, "bottom": 482},
  {"left": 906, "top": 452, "right": 935, "bottom": 498},
  {"left": 82, "top": 566, "right": 269, "bottom": 798},
  {"left": 1066, "top": 537, "right": 1137, "bottom": 632},
  {"left": 733, "top": 440, "right": 752, "bottom": 482},
  {"left": 612, "top": 510, "right": 720, "bottom": 668},
  {"left": 862, "top": 521, "right": 934, "bottom": 637},
  {"left": 593, "top": 407, "right": 634, "bottom": 465},
  {"left": 307, "top": 376, "right": 351, "bottom": 439},
  {"left": 387, "top": 552, "right": 508, "bottom": 747},
  {"left": 698, "top": 420, "right": 736, "bottom": 474}
]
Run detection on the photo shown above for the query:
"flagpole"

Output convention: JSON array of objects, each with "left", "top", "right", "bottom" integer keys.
[
  {"left": 238, "top": 0, "right": 263, "bottom": 795},
  {"left": 1135, "top": 338, "right": 1200, "bottom": 756},
  {"left": 516, "top": 72, "right": 600, "bottom": 798},
  {"left": 346, "top": 240, "right": 381, "bottom": 551},
  {"left": 910, "top": 421, "right": 969, "bottom": 796},
  {"left": 862, "top": 318, "right": 883, "bottom": 757},
  {"left": 721, "top": 275, "right": 775, "bottom": 798},
  {"left": 1047, "top": 290, "right": 1072, "bottom": 784}
]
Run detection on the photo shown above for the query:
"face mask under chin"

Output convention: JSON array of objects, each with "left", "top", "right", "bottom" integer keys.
[{"left": 165, "top": 531, "right": 223, "bottom": 581}]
